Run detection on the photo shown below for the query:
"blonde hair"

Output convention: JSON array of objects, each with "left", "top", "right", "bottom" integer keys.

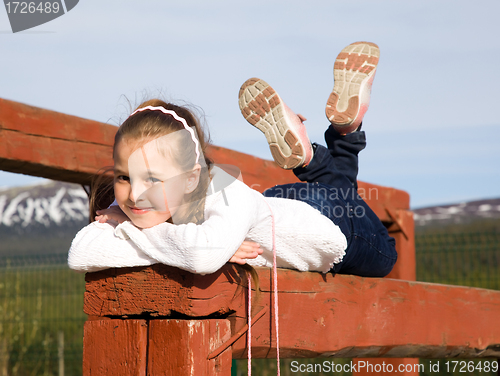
[{"left": 106, "top": 99, "right": 213, "bottom": 225}]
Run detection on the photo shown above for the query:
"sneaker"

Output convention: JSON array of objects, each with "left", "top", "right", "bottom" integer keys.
[
  {"left": 325, "top": 42, "right": 380, "bottom": 134},
  {"left": 239, "top": 78, "right": 313, "bottom": 170}
]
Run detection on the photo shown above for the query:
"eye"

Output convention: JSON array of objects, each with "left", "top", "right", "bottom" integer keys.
[
  {"left": 146, "top": 176, "right": 161, "bottom": 184},
  {"left": 116, "top": 175, "right": 130, "bottom": 182}
]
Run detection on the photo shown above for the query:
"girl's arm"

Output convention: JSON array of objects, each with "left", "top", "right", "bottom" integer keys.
[
  {"left": 68, "top": 222, "right": 262, "bottom": 273},
  {"left": 93, "top": 206, "right": 264, "bottom": 266},
  {"left": 112, "top": 181, "right": 261, "bottom": 274},
  {"left": 70, "top": 180, "right": 262, "bottom": 274},
  {"left": 68, "top": 221, "right": 157, "bottom": 272}
]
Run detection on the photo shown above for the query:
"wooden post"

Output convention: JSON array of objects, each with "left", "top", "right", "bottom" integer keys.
[
  {"left": 148, "top": 320, "right": 232, "bottom": 376},
  {"left": 0, "top": 338, "right": 8, "bottom": 376},
  {"left": 386, "top": 209, "right": 416, "bottom": 281},
  {"left": 58, "top": 331, "right": 65, "bottom": 376},
  {"left": 83, "top": 320, "right": 148, "bottom": 376},
  {"left": 82, "top": 318, "right": 231, "bottom": 375}
]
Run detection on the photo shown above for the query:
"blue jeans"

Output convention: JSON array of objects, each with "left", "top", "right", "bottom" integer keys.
[{"left": 263, "top": 125, "right": 397, "bottom": 277}]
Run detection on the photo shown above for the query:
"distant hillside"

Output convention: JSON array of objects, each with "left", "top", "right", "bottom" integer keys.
[
  {"left": 0, "top": 181, "right": 89, "bottom": 256},
  {"left": 413, "top": 198, "right": 500, "bottom": 227}
]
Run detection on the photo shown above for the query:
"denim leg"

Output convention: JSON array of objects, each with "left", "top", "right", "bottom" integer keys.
[
  {"left": 263, "top": 182, "right": 397, "bottom": 277},
  {"left": 264, "top": 126, "right": 397, "bottom": 277},
  {"left": 332, "top": 195, "right": 397, "bottom": 277},
  {"left": 324, "top": 125, "right": 366, "bottom": 189},
  {"left": 293, "top": 125, "right": 366, "bottom": 190},
  {"left": 292, "top": 143, "right": 357, "bottom": 199}
]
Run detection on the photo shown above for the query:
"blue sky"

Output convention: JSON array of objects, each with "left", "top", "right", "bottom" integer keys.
[{"left": 1, "top": 0, "right": 499, "bottom": 208}]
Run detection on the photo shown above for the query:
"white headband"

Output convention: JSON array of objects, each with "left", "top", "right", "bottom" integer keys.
[{"left": 129, "top": 105, "right": 201, "bottom": 164}]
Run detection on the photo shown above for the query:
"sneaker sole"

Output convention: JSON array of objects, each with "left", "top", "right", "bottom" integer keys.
[
  {"left": 325, "top": 42, "right": 380, "bottom": 129},
  {"left": 239, "top": 78, "right": 306, "bottom": 169}
]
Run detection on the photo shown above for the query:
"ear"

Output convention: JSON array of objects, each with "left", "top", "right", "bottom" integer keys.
[{"left": 184, "top": 164, "right": 201, "bottom": 194}]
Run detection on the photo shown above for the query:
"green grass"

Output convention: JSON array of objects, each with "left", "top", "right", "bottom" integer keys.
[
  {"left": 0, "top": 257, "right": 86, "bottom": 376},
  {"left": 416, "top": 221, "right": 500, "bottom": 289}
]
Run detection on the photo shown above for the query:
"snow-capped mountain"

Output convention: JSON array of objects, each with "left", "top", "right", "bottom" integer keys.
[
  {"left": 413, "top": 198, "right": 500, "bottom": 227},
  {"left": 0, "top": 181, "right": 89, "bottom": 230},
  {"left": 0, "top": 181, "right": 89, "bottom": 256}
]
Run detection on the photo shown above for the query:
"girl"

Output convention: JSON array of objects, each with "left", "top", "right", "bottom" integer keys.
[{"left": 68, "top": 41, "right": 396, "bottom": 278}]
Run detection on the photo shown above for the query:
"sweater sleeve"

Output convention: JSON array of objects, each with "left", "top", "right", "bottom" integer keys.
[
  {"left": 67, "top": 221, "right": 157, "bottom": 273},
  {"left": 113, "top": 181, "right": 260, "bottom": 275}
]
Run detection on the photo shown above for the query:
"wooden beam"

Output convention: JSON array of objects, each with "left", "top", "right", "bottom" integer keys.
[
  {"left": 84, "top": 265, "right": 500, "bottom": 359},
  {"left": 0, "top": 98, "right": 116, "bottom": 185},
  {"left": 360, "top": 209, "right": 418, "bottom": 375},
  {"left": 0, "top": 97, "right": 299, "bottom": 189},
  {"left": 0, "top": 98, "right": 409, "bottom": 218}
]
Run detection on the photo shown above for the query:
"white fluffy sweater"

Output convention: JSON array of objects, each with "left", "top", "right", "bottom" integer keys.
[{"left": 68, "top": 167, "right": 347, "bottom": 275}]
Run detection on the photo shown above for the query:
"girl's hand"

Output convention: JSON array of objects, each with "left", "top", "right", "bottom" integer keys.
[
  {"left": 229, "top": 241, "right": 263, "bottom": 265},
  {"left": 95, "top": 206, "right": 130, "bottom": 225}
]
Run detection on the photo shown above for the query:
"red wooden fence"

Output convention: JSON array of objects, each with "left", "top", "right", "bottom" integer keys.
[{"left": 1, "top": 97, "right": 499, "bottom": 376}]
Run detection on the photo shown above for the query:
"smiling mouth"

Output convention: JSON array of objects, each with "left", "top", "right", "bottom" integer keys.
[{"left": 129, "top": 206, "right": 154, "bottom": 215}]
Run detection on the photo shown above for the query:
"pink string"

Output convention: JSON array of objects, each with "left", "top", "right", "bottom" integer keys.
[
  {"left": 247, "top": 202, "right": 281, "bottom": 376},
  {"left": 247, "top": 273, "right": 252, "bottom": 376},
  {"left": 269, "top": 205, "right": 281, "bottom": 376},
  {"left": 263, "top": 201, "right": 280, "bottom": 375}
]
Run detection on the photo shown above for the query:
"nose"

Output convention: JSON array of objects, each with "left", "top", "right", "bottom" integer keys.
[{"left": 129, "top": 180, "right": 147, "bottom": 203}]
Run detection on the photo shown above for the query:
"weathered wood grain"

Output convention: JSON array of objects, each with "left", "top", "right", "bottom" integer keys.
[
  {"left": 83, "top": 319, "right": 148, "bottom": 376},
  {"left": 84, "top": 265, "right": 500, "bottom": 359},
  {"left": 148, "top": 320, "right": 232, "bottom": 376}
]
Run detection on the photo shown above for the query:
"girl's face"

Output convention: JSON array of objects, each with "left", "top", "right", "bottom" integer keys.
[{"left": 113, "top": 137, "right": 200, "bottom": 229}]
